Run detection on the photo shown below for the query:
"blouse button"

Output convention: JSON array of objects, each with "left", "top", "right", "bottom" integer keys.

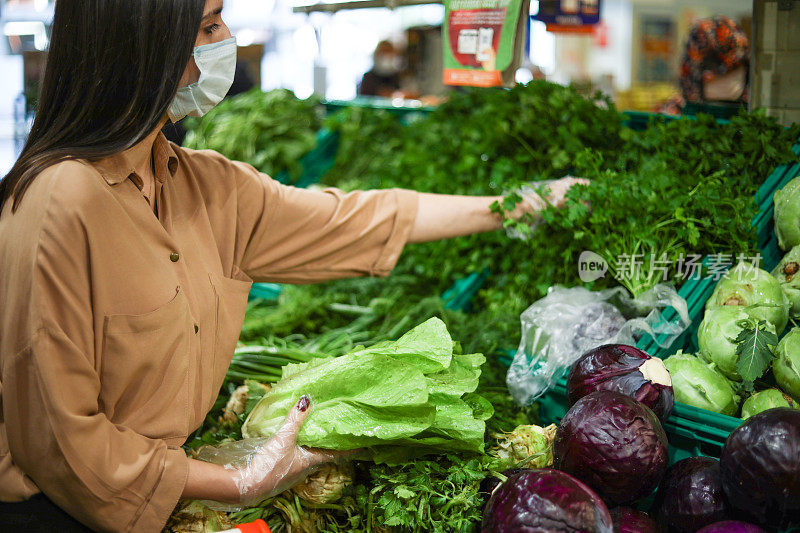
[{"left": 170, "top": 252, "right": 180, "bottom": 262}]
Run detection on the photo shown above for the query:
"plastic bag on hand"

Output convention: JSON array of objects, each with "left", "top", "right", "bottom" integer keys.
[
  {"left": 506, "top": 284, "right": 690, "bottom": 406},
  {"left": 506, "top": 178, "right": 588, "bottom": 241},
  {"left": 505, "top": 180, "right": 552, "bottom": 241},
  {"left": 195, "top": 396, "right": 353, "bottom": 510}
]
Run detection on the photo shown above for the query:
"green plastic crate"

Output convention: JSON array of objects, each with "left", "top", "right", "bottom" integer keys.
[
  {"left": 274, "top": 128, "right": 339, "bottom": 189},
  {"left": 248, "top": 283, "right": 282, "bottom": 302},
  {"left": 323, "top": 97, "right": 434, "bottom": 124},
  {"left": 442, "top": 269, "right": 490, "bottom": 312},
  {"left": 248, "top": 274, "right": 483, "bottom": 309},
  {"left": 683, "top": 101, "right": 746, "bottom": 121},
  {"left": 620, "top": 110, "right": 730, "bottom": 131}
]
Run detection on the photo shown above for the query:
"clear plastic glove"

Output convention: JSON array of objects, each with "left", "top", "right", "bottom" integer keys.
[
  {"left": 196, "top": 395, "right": 357, "bottom": 508},
  {"left": 507, "top": 176, "right": 590, "bottom": 240},
  {"left": 518, "top": 176, "right": 589, "bottom": 211}
]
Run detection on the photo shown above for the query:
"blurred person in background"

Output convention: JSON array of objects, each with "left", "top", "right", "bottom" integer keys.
[
  {"left": 658, "top": 16, "right": 749, "bottom": 116},
  {"left": 358, "top": 40, "right": 403, "bottom": 97}
]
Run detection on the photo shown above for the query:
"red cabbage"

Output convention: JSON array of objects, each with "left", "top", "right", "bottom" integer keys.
[
  {"left": 696, "top": 521, "right": 766, "bottom": 533},
  {"left": 609, "top": 506, "right": 658, "bottom": 533},
  {"left": 481, "top": 468, "right": 613, "bottom": 533},
  {"left": 553, "top": 391, "right": 669, "bottom": 506},
  {"left": 720, "top": 408, "right": 800, "bottom": 529},
  {"left": 567, "top": 344, "right": 673, "bottom": 420},
  {"left": 651, "top": 457, "right": 729, "bottom": 532}
]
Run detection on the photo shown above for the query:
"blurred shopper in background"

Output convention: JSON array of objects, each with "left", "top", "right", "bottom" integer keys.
[
  {"left": 358, "top": 40, "right": 403, "bottom": 97},
  {"left": 658, "top": 16, "right": 749, "bottom": 115}
]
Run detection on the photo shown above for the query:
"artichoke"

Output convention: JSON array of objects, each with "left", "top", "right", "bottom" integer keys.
[
  {"left": 773, "top": 176, "right": 800, "bottom": 250},
  {"left": 698, "top": 307, "right": 777, "bottom": 381},
  {"left": 663, "top": 352, "right": 740, "bottom": 416},
  {"left": 220, "top": 382, "right": 271, "bottom": 426},
  {"left": 488, "top": 423, "right": 557, "bottom": 470},
  {"left": 741, "top": 389, "right": 797, "bottom": 419},
  {"left": 706, "top": 262, "right": 789, "bottom": 334},
  {"left": 292, "top": 463, "right": 354, "bottom": 504},
  {"left": 164, "top": 501, "right": 233, "bottom": 533},
  {"left": 772, "top": 245, "right": 800, "bottom": 317},
  {"left": 773, "top": 328, "right": 800, "bottom": 401}
]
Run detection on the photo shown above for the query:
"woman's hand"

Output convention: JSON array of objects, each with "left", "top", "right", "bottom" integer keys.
[
  {"left": 513, "top": 176, "right": 589, "bottom": 217},
  {"left": 232, "top": 396, "right": 356, "bottom": 506},
  {"left": 183, "top": 395, "right": 356, "bottom": 506},
  {"left": 408, "top": 176, "right": 589, "bottom": 244}
]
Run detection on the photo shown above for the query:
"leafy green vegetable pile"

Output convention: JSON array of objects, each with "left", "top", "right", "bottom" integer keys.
[
  {"left": 325, "top": 86, "right": 799, "bottom": 301},
  {"left": 184, "top": 88, "right": 321, "bottom": 182}
]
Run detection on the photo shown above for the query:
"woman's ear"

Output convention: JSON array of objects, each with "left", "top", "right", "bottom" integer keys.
[{"left": 177, "top": 55, "right": 201, "bottom": 89}]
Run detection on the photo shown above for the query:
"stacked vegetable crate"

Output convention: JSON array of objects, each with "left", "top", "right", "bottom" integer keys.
[{"left": 536, "top": 132, "right": 800, "bottom": 463}]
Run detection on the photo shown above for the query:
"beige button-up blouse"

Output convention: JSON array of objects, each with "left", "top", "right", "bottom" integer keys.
[{"left": 0, "top": 133, "right": 418, "bottom": 531}]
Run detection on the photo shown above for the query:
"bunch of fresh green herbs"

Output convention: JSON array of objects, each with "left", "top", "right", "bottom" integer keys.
[{"left": 183, "top": 88, "right": 322, "bottom": 181}]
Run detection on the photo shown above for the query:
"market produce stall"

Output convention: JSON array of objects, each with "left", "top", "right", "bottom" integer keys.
[{"left": 168, "top": 82, "right": 800, "bottom": 533}]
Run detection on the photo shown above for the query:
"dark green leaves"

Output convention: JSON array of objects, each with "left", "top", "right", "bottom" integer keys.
[
  {"left": 735, "top": 318, "right": 780, "bottom": 383},
  {"left": 364, "top": 455, "right": 487, "bottom": 533},
  {"left": 183, "top": 88, "right": 321, "bottom": 181}
]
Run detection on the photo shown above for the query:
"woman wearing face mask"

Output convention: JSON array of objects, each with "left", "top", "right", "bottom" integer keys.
[
  {"left": 358, "top": 40, "right": 403, "bottom": 97},
  {"left": 0, "top": 1, "right": 582, "bottom": 531}
]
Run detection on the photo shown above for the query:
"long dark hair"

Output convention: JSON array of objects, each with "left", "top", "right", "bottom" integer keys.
[{"left": 0, "top": 0, "right": 206, "bottom": 211}]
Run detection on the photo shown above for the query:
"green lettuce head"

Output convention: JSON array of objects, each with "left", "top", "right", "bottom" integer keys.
[
  {"left": 773, "top": 327, "right": 800, "bottom": 401},
  {"left": 706, "top": 262, "right": 790, "bottom": 334},
  {"left": 663, "top": 351, "right": 740, "bottom": 416},
  {"left": 772, "top": 245, "right": 800, "bottom": 317},
  {"left": 774, "top": 176, "right": 800, "bottom": 251},
  {"left": 741, "top": 389, "right": 797, "bottom": 419},
  {"left": 698, "top": 306, "right": 777, "bottom": 381}
]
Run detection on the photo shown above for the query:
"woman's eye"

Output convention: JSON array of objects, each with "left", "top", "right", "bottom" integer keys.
[{"left": 204, "top": 23, "right": 221, "bottom": 35}]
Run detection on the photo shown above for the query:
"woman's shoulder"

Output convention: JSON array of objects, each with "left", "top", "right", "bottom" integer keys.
[
  {"left": 33, "top": 158, "right": 108, "bottom": 196},
  {"left": 172, "top": 143, "right": 272, "bottom": 193},
  {"left": 5, "top": 159, "right": 109, "bottom": 227}
]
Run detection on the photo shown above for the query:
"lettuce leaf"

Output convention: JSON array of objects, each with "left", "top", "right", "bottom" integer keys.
[{"left": 241, "top": 318, "right": 490, "bottom": 458}]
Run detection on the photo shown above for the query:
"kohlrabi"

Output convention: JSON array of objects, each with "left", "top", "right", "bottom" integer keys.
[
  {"left": 773, "top": 328, "right": 800, "bottom": 402},
  {"left": 706, "top": 262, "right": 790, "bottom": 334},
  {"left": 773, "top": 176, "right": 800, "bottom": 251},
  {"left": 741, "top": 389, "right": 797, "bottom": 419},
  {"left": 663, "top": 352, "right": 740, "bottom": 416},
  {"left": 772, "top": 245, "right": 800, "bottom": 317},
  {"left": 698, "top": 307, "right": 777, "bottom": 381}
]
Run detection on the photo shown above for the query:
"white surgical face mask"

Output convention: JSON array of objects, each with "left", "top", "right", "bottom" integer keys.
[
  {"left": 703, "top": 66, "right": 747, "bottom": 102},
  {"left": 374, "top": 55, "right": 400, "bottom": 76},
  {"left": 168, "top": 37, "right": 237, "bottom": 122}
]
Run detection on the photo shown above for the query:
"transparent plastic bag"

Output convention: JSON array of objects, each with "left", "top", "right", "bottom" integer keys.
[{"left": 506, "top": 284, "right": 690, "bottom": 406}]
